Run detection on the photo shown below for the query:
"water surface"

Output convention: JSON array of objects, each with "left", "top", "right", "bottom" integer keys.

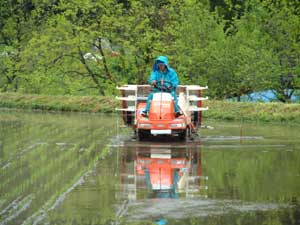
[{"left": 0, "top": 110, "right": 299, "bottom": 225}]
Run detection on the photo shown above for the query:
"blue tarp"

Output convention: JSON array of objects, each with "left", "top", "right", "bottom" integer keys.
[{"left": 229, "top": 90, "right": 300, "bottom": 102}]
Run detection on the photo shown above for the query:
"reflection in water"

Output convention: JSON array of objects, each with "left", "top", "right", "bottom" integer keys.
[
  {"left": 122, "top": 143, "right": 203, "bottom": 200},
  {"left": 0, "top": 110, "right": 119, "bottom": 225},
  {"left": 1, "top": 111, "right": 300, "bottom": 225},
  {"left": 115, "top": 134, "right": 300, "bottom": 224},
  {"left": 119, "top": 141, "right": 207, "bottom": 224}
]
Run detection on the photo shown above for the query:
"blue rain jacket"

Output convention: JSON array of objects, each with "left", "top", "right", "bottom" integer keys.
[
  {"left": 144, "top": 56, "right": 180, "bottom": 113},
  {"left": 148, "top": 56, "right": 179, "bottom": 88}
]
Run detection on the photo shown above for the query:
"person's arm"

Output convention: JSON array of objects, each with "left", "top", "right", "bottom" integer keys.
[
  {"left": 148, "top": 71, "right": 157, "bottom": 86},
  {"left": 170, "top": 69, "right": 179, "bottom": 88}
]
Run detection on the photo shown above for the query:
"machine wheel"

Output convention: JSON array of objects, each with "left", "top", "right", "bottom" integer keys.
[
  {"left": 179, "top": 130, "right": 187, "bottom": 141},
  {"left": 137, "top": 130, "right": 149, "bottom": 141},
  {"left": 138, "top": 132, "right": 144, "bottom": 141},
  {"left": 186, "top": 126, "right": 194, "bottom": 140}
]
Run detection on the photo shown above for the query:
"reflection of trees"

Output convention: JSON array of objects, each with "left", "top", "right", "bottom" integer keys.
[
  {"left": 205, "top": 148, "right": 300, "bottom": 203},
  {"left": 0, "top": 112, "right": 117, "bottom": 224}
]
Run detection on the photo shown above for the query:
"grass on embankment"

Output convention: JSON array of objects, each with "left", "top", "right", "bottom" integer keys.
[
  {"left": 0, "top": 92, "right": 118, "bottom": 113},
  {"left": 204, "top": 100, "right": 300, "bottom": 124},
  {"left": 1, "top": 92, "right": 300, "bottom": 124}
]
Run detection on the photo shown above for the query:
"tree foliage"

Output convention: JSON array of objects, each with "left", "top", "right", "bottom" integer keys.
[{"left": 0, "top": 0, "right": 299, "bottom": 102}]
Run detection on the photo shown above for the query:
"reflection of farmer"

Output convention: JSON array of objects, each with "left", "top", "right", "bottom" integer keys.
[{"left": 141, "top": 56, "right": 182, "bottom": 117}]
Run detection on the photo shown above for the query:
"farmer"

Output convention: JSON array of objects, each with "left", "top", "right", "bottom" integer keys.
[{"left": 141, "top": 56, "right": 182, "bottom": 117}]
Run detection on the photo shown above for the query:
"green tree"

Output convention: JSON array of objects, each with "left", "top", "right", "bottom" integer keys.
[
  {"left": 260, "top": 0, "right": 300, "bottom": 102},
  {"left": 165, "top": 1, "right": 223, "bottom": 88},
  {"left": 116, "top": 0, "right": 178, "bottom": 85},
  {"left": 1, "top": 0, "right": 299, "bottom": 102},
  {"left": 0, "top": 0, "right": 34, "bottom": 91},
  {"left": 20, "top": 0, "right": 124, "bottom": 95},
  {"left": 209, "top": 0, "right": 247, "bottom": 30},
  {"left": 206, "top": 1, "right": 276, "bottom": 100}
]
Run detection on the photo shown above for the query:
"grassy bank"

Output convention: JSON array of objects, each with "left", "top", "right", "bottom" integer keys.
[
  {"left": 0, "top": 92, "right": 118, "bottom": 113},
  {"left": 204, "top": 100, "right": 300, "bottom": 123},
  {"left": 1, "top": 92, "right": 300, "bottom": 123}
]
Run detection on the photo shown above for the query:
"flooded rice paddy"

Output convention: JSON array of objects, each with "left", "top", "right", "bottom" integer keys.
[{"left": 0, "top": 109, "right": 299, "bottom": 225}]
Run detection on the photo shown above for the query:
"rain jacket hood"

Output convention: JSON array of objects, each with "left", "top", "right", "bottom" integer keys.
[
  {"left": 145, "top": 55, "right": 180, "bottom": 113},
  {"left": 149, "top": 55, "right": 179, "bottom": 88},
  {"left": 152, "top": 56, "right": 170, "bottom": 71}
]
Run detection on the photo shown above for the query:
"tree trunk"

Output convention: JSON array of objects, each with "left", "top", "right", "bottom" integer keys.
[
  {"left": 97, "top": 38, "right": 113, "bottom": 82},
  {"left": 78, "top": 49, "right": 105, "bottom": 96}
]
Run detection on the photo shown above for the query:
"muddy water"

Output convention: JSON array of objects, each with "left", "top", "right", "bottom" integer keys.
[{"left": 0, "top": 110, "right": 300, "bottom": 225}]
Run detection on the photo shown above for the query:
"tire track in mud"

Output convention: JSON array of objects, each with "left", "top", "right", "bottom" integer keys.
[
  {"left": 0, "top": 116, "right": 119, "bottom": 224},
  {"left": 0, "top": 195, "right": 34, "bottom": 225},
  {"left": 0, "top": 118, "right": 96, "bottom": 177},
  {"left": 0, "top": 125, "right": 82, "bottom": 196},
  {"left": 0, "top": 123, "right": 57, "bottom": 168},
  {"left": 21, "top": 142, "right": 116, "bottom": 225}
]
